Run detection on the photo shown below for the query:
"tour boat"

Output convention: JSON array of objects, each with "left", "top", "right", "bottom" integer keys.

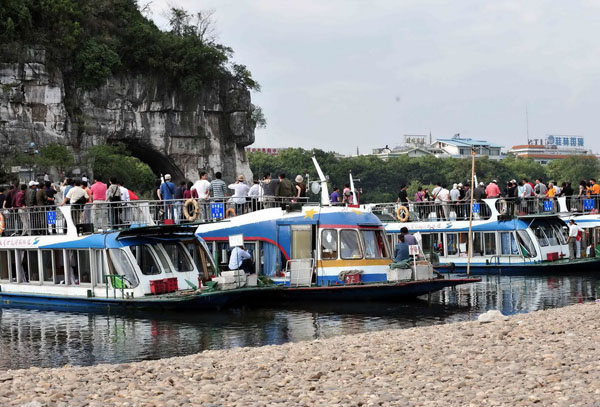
[
  {"left": 194, "top": 204, "right": 480, "bottom": 301},
  {"left": 365, "top": 196, "right": 600, "bottom": 275},
  {"left": 0, "top": 204, "right": 262, "bottom": 312}
]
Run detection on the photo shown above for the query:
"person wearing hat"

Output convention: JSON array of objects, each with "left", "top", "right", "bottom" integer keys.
[
  {"left": 160, "top": 174, "right": 176, "bottom": 221},
  {"left": 294, "top": 175, "right": 307, "bottom": 199},
  {"left": 473, "top": 182, "right": 487, "bottom": 202},
  {"left": 567, "top": 219, "right": 582, "bottom": 260},
  {"left": 229, "top": 175, "right": 250, "bottom": 214}
]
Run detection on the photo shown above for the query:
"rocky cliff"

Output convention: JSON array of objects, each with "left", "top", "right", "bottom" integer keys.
[{"left": 0, "top": 47, "right": 255, "bottom": 182}]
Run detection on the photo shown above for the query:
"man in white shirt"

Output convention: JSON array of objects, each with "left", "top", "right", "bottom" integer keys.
[
  {"left": 229, "top": 246, "right": 254, "bottom": 274},
  {"left": 229, "top": 175, "right": 250, "bottom": 214},
  {"left": 191, "top": 172, "right": 212, "bottom": 220},
  {"left": 436, "top": 185, "right": 450, "bottom": 220},
  {"left": 191, "top": 172, "right": 211, "bottom": 200},
  {"left": 567, "top": 219, "right": 581, "bottom": 260}
]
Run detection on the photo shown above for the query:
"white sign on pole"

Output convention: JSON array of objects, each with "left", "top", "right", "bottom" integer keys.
[
  {"left": 229, "top": 234, "right": 244, "bottom": 247},
  {"left": 409, "top": 245, "right": 420, "bottom": 255}
]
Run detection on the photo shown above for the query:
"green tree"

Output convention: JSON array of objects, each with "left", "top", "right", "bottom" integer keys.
[
  {"left": 38, "top": 143, "right": 75, "bottom": 176},
  {"left": 546, "top": 156, "right": 600, "bottom": 184},
  {"left": 75, "top": 39, "right": 121, "bottom": 88},
  {"left": 87, "top": 144, "right": 154, "bottom": 193}
]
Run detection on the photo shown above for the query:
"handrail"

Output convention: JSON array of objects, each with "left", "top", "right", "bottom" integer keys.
[{"left": 104, "top": 274, "right": 132, "bottom": 299}]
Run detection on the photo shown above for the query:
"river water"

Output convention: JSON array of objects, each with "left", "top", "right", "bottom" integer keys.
[{"left": 1, "top": 273, "right": 599, "bottom": 370}]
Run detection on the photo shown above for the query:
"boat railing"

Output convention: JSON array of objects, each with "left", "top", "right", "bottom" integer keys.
[
  {"left": 366, "top": 195, "right": 600, "bottom": 223},
  {"left": 104, "top": 274, "right": 133, "bottom": 298},
  {"left": 0, "top": 196, "right": 312, "bottom": 236}
]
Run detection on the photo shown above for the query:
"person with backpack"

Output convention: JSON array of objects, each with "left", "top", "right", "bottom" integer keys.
[{"left": 106, "top": 177, "right": 122, "bottom": 227}]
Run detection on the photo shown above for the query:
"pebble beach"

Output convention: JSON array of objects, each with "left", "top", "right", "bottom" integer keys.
[{"left": 1, "top": 302, "right": 599, "bottom": 407}]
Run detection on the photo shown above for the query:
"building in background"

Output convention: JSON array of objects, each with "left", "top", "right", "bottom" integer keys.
[
  {"left": 509, "top": 135, "right": 593, "bottom": 165},
  {"left": 431, "top": 134, "right": 504, "bottom": 160},
  {"left": 371, "top": 135, "right": 439, "bottom": 160}
]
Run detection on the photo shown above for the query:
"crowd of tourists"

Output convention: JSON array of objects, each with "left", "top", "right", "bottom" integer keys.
[
  {"left": 0, "top": 171, "right": 312, "bottom": 235},
  {"left": 392, "top": 178, "right": 600, "bottom": 221}
]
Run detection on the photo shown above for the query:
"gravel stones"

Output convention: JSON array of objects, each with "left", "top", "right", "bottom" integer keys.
[{"left": 1, "top": 303, "right": 599, "bottom": 406}]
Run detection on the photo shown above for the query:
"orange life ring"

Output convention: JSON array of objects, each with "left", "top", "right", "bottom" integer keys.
[
  {"left": 183, "top": 199, "right": 200, "bottom": 221},
  {"left": 225, "top": 208, "right": 236, "bottom": 218},
  {"left": 0, "top": 212, "right": 5, "bottom": 235},
  {"left": 396, "top": 205, "right": 409, "bottom": 222}
]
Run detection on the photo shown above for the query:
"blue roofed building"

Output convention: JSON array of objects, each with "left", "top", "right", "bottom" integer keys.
[{"left": 431, "top": 134, "right": 504, "bottom": 160}]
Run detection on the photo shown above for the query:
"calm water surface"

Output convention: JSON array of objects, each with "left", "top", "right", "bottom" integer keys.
[{"left": 1, "top": 273, "right": 599, "bottom": 370}]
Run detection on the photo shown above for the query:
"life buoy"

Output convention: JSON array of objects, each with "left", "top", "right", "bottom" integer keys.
[
  {"left": 183, "top": 199, "right": 200, "bottom": 221},
  {"left": 0, "top": 213, "right": 5, "bottom": 235},
  {"left": 225, "top": 208, "right": 236, "bottom": 218},
  {"left": 497, "top": 199, "right": 508, "bottom": 215},
  {"left": 396, "top": 205, "right": 409, "bottom": 222}
]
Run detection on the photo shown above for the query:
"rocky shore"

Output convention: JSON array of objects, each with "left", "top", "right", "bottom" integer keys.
[{"left": 1, "top": 303, "right": 599, "bottom": 407}]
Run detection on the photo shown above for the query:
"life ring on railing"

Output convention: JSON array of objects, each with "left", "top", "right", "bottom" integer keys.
[
  {"left": 396, "top": 205, "right": 409, "bottom": 222},
  {"left": 0, "top": 212, "right": 5, "bottom": 235},
  {"left": 225, "top": 208, "right": 236, "bottom": 218},
  {"left": 497, "top": 199, "right": 508, "bottom": 215},
  {"left": 183, "top": 199, "right": 200, "bottom": 221}
]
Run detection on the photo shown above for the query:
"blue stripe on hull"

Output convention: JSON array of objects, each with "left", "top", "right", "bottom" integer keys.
[
  {"left": 316, "top": 273, "right": 389, "bottom": 285},
  {"left": 0, "top": 290, "right": 252, "bottom": 313}
]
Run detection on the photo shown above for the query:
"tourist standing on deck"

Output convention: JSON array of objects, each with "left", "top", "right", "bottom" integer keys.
[
  {"left": 485, "top": 180, "right": 500, "bottom": 198},
  {"left": 275, "top": 173, "right": 295, "bottom": 200},
  {"left": 330, "top": 187, "right": 340, "bottom": 204},
  {"left": 248, "top": 179, "right": 262, "bottom": 211},
  {"left": 397, "top": 185, "right": 408, "bottom": 204},
  {"left": 534, "top": 179, "right": 547, "bottom": 198},
  {"left": 173, "top": 181, "right": 186, "bottom": 223},
  {"left": 209, "top": 172, "right": 228, "bottom": 200},
  {"left": 567, "top": 219, "right": 582, "bottom": 260},
  {"left": 159, "top": 174, "right": 176, "bottom": 221},
  {"left": 295, "top": 175, "right": 306, "bottom": 201},
  {"left": 229, "top": 175, "right": 250, "bottom": 214},
  {"left": 90, "top": 177, "right": 107, "bottom": 230},
  {"left": 16, "top": 184, "right": 29, "bottom": 236},
  {"left": 342, "top": 183, "right": 353, "bottom": 204}
]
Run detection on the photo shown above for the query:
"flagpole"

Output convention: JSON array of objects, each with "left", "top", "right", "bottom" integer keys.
[{"left": 467, "top": 148, "right": 476, "bottom": 276}]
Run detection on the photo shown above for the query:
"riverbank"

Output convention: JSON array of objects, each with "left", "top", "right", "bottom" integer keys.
[{"left": 1, "top": 302, "right": 599, "bottom": 406}]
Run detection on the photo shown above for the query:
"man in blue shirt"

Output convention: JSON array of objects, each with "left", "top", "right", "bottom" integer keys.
[
  {"left": 393, "top": 234, "right": 410, "bottom": 262},
  {"left": 160, "top": 174, "right": 176, "bottom": 220}
]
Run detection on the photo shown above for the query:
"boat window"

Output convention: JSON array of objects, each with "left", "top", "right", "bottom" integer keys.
[
  {"left": 28, "top": 251, "right": 40, "bottom": 283},
  {"left": 321, "top": 229, "right": 338, "bottom": 260},
  {"left": 500, "top": 232, "right": 520, "bottom": 255},
  {"left": 538, "top": 224, "right": 559, "bottom": 246},
  {"left": 93, "top": 250, "right": 106, "bottom": 285},
  {"left": 446, "top": 233, "right": 458, "bottom": 255},
  {"left": 54, "top": 250, "right": 65, "bottom": 284},
  {"left": 533, "top": 225, "right": 549, "bottom": 247},
  {"left": 130, "top": 245, "right": 161, "bottom": 275},
  {"left": 517, "top": 230, "right": 537, "bottom": 258},
  {"left": 472, "top": 232, "right": 484, "bottom": 256},
  {"left": 153, "top": 245, "right": 173, "bottom": 273},
  {"left": 185, "top": 239, "right": 216, "bottom": 278},
  {"left": 340, "top": 229, "right": 362, "bottom": 259},
  {"left": 163, "top": 243, "right": 194, "bottom": 272},
  {"left": 18, "top": 250, "right": 28, "bottom": 283},
  {"left": 361, "top": 230, "right": 387, "bottom": 258},
  {"left": 0, "top": 250, "right": 9, "bottom": 280},
  {"left": 484, "top": 232, "right": 496, "bottom": 255},
  {"left": 42, "top": 250, "right": 54, "bottom": 283},
  {"left": 422, "top": 233, "right": 443, "bottom": 255},
  {"left": 550, "top": 223, "right": 568, "bottom": 245},
  {"left": 78, "top": 250, "right": 92, "bottom": 284},
  {"left": 107, "top": 249, "right": 140, "bottom": 288}
]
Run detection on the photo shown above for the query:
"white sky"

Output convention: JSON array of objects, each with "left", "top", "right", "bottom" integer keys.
[{"left": 149, "top": 0, "right": 600, "bottom": 156}]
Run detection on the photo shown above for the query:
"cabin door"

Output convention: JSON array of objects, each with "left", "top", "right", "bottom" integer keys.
[{"left": 290, "top": 225, "right": 314, "bottom": 259}]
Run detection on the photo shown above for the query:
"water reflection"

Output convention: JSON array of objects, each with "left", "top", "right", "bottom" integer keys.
[{"left": 0, "top": 273, "right": 599, "bottom": 370}]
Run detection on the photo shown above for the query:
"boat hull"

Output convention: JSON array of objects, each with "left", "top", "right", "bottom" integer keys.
[
  {"left": 0, "top": 288, "right": 260, "bottom": 313},
  {"left": 263, "top": 278, "right": 480, "bottom": 302},
  {"left": 435, "top": 257, "right": 600, "bottom": 275}
]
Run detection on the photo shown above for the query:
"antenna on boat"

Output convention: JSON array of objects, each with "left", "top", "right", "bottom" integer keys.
[
  {"left": 311, "top": 156, "right": 330, "bottom": 205},
  {"left": 349, "top": 171, "right": 358, "bottom": 205},
  {"left": 467, "top": 148, "right": 476, "bottom": 276}
]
